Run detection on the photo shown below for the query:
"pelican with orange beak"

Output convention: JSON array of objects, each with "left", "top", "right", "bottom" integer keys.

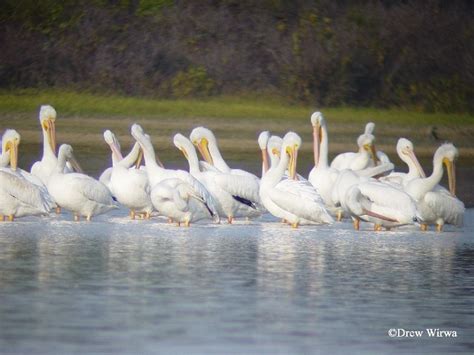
[
  {"left": 0, "top": 129, "right": 54, "bottom": 220},
  {"left": 31, "top": 105, "right": 59, "bottom": 184},
  {"left": 404, "top": 143, "right": 464, "bottom": 231}
]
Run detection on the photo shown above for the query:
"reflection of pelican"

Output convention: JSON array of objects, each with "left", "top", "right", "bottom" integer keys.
[
  {"left": 190, "top": 126, "right": 262, "bottom": 221},
  {"left": 380, "top": 138, "right": 425, "bottom": 187},
  {"left": 47, "top": 145, "right": 117, "bottom": 221},
  {"left": 404, "top": 143, "right": 465, "bottom": 231},
  {"left": 334, "top": 169, "right": 418, "bottom": 231},
  {"left": 260, "top": 132, "right": 333, "bottom": 228},
  {"left": 132, "top": 124, "right": 218, "bottom": 226}
]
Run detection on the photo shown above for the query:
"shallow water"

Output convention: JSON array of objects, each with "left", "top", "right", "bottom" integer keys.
[{"left": 0, "top": 209, "right": 473, "bottom": 354}]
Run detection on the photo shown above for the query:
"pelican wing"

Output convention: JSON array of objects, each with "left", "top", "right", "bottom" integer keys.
[
  {"left": 63, "top": 173, "right": 115, "bottom": 206},
  {"left": 0, "top": 171, "right": 50, "bottom": 212},
  {"left": 424, "top": 190, "right": 465, "bottom": 226},
  {"left": 213, "top": 173, "right": 260, "bottom": 204},
  {"left": 174, "top": 170, "right": 219, "bottom": 218},
  {"left": 269, "top": 181, "right": 333, "bottom": 224}
]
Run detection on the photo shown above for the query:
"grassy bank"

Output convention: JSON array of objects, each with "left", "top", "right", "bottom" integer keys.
[{"left": 0, "top": 89, "right": 473, "bottom": 125}]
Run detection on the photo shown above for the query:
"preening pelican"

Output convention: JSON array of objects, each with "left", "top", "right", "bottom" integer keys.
[
  {"left": 330, "top": 133, "right": 379, "bottom": 171},
  {"left": 131, "top": 124, "right": 218, "bottom": 226},
  {"left": 332, "top": 169, "right": 418, "bottom": 231},
  {"left": 47, "top": 145, "right": 117, "bottom": 221},
  {"left": 107, "top": 130, "right": 152, "bottom": 219},
  {"left": 99, "top": 130, "right": 124, "bottom": 193},
  {"left": 260, "top": 132, "right": 333, "bottom": 228},
  {"left": 404, "top": 143, "right": 465, "bottom": 231},
  {"left": 174, "top": 133, "right": 263, "bottom": 223},
  {"left": 379, "top": 138, "right": 426, "bottom": 187},
  {"left": 190, "top": 126, "right": 262, "bottom": 220}
]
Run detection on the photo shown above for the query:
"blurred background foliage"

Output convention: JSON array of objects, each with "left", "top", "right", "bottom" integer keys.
[{"left": 1, "top": 0, "right": 472, "bottom": 112}]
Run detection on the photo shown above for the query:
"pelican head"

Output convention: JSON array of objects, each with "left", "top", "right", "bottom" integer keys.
[
  {"left": 310, "top": 112, "right": 325, "bottom": 167},
  {"left": 358, "top": 133, "right": 378, "bottom": 163},
  {"left": 258, "top": 131, "right": 270, "bottom": 150},
  {"left": 2, "top": 129, "right": 20, "bottom": 170},
  {"left": 103, "top": 129, "right": 123, "bottom": 162},
  {"left": 397, "top": 138, "right": 425, "bottom": 178},
  {"left": 190, "top": 126, "right": 216, "bottom": 165},
  {"left": 39, "top": 105, "right": 57, "bottom": 154},
  {"left": 282, "top": 132, "right": 301, "bottom": 180},
  {"left": 173, "top": 133, "right": 194, "bottom": 160},
  {"left": 268, "top": 135, "right": 283, "bottom": 158},
  {"left": 58, "top": 144, "right": 83, "bottom": 173},
  {"left": 436, "top": 143, "right": 458, "bottom": 196},
  {"left": 364, "top": 122, "right": 375, "bottom": 135}
]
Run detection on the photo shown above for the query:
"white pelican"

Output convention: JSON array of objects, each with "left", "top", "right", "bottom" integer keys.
[
  {"left": 0, "top": 171, "right": 50, "bottom": 221},
  {"left": 363, "top": 121, "right": 391, "bottom": 165},
  {"left": 47, "top": 144, "right": 117, "bottom": 221},
  {"left": 131, "top": 124, "right": 219, "bottom": 226},
  {"left": 190, "top": 126, "right": 262, "bottom": 220},
  {"left": 260, "top": 132, "right": 333, "bottom": 228},
  {"left": 332, "top": 169, "right": 418, "bottom": 231},
  {"left": 1, "top": 129, "right": 56, "bottom": 211},
  {"left": 106, "top": 130, "right": 152, "bottom": 219},
  {"left": 308, "top": 112, "right": 343, "bottom": 217},
  {"left": 330, "top": 133, "right": 378, "bottom": 171},
  {"left": 30, "top": 105, "right": 59, "bottom": 184},
  {"left": 379, "top": 138, "right": 426, "bottom": 187},
  {"left": 174, "top": 133, "right": 263, "bottom": 223},
  {"left": 0, "top": 130, "right": 52, "bottom": 220},
  {"left": 404, "top": 143, "right": 465, "bottom": 231},
  {"left": 99, "top": 130, "right": 124, "bottom": 192}
]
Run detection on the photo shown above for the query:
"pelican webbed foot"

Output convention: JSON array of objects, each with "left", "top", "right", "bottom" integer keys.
[{"left": 420, "top": 223, "right": 428, "bottom": 231}]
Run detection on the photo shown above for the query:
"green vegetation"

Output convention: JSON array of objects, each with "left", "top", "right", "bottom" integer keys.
[{"left": 1, "top": 90, "right": 472, "bottom": 125}]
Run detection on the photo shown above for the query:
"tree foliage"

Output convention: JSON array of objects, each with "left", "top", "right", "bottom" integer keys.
[{"left": 0, "top": 0, "right": 472, "bottom": 112}]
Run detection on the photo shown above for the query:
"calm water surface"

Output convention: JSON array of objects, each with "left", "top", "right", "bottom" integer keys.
[{"left": 0, "top": 209, "right": 473, "bottom": 354}]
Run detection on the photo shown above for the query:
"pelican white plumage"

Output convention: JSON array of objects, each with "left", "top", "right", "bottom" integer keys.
[
  {"left": 379, "top": 138, "right": 426, "bottom": 187},
  {"left": 190, "top": 126, "right": 262, "bottom": 221},
  {"left": 99, "top": 130, "right": 124, "bottom": 193},
  {"left": 174, "top": 133, "right": 263, "bottom": 223},
  {"left": 0, "top": 130, "right": 52, "bottom": 220},
  {"left": 30, "top": 105, "right": 60, "bottom": 185},
  {"left": 47, "top": 145, "right": 117, "bottom": 221},
  {"left": 404, "top": 143, "right": 465, "bottom": 231},
  {"left": 308, "top": 112, "right": 343, "bottom": 217},
  {"left": 260, "top": 132, "right": 333, "bottom": 228},
  {"left": 190, "top": 127, "right": 260, "bottom": 185},
  {"left": 330, "top": 133, "right": 379, "bottom": 171},
  {"left": 106, "top": 130, "right": 152, "bottom": 219},
  {"left": 1, "top": 129, "right": 55, "bottom": 211},
  {"left": 332, "top": 169, "right": 418, "bottom": 230},
  {"left": 131, "top": 124, "right": 219, "bottom": 226}
]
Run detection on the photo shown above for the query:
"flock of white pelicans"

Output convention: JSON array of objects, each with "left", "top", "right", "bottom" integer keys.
[{"left": 0, "top": 105, "right": 465, "bottom": 232}]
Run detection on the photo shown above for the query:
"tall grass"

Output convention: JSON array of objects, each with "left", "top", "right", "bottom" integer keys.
[{"left": 0, "top": 89, "right": 472, "bottom": 125}]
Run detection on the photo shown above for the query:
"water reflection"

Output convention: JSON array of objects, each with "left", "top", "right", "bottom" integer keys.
[{"left": 0, "top": 211, "right": 472, "bottom": 353}]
